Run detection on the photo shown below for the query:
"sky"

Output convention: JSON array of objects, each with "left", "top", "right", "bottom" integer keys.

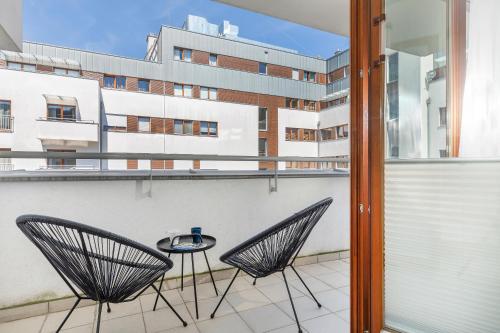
[{"left": 23, "top": 0, "right": 349, "bottom": 60}]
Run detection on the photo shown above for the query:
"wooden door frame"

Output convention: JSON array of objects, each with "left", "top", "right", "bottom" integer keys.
[{"left": 350, "top": 0, "right": 384, "bottom": 332}]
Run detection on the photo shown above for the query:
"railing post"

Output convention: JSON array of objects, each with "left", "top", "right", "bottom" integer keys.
[{"left": 270, "top": 160, "right": 278, "bottom": 193}]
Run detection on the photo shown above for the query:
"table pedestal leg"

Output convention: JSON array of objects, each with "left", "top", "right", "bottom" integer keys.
[
  {"left": 181, "top": 253, "right": 184, "bottom": 291},
  {"left": 191, "top": 252, "right": 199, "bottom": 319}
]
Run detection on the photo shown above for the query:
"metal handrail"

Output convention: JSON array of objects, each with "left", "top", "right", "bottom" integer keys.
[
  {"left": 0, "top": 115, "right": 14, "bottom": 131},
  {"left": 0, "top": 151, "right": 349, "bottom": 163},
  {"left": 36, "top": 117, "right": 96, "bottom": 124}
]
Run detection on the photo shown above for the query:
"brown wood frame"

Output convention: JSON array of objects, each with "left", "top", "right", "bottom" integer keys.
[
  {"left": 138, "top": 79, "right": 151, "bottom": 93},
  {"left": 174, "top": 47, "right": 192, "bottom": 62},
  {"left": 103, "top": 75, "right": 127, "bottom": 89},
  {"left": 350, "top": 0, "right": 385, "bottom": 332},
  {"left": 46, "top": 104, "right": 76, "bottom": 121},
  {"left": 199, "top": 121, "right": 218, "bottom": 137},
  {"left": 200, "top": 86, "right": 217, "bottom": 100},
  {"left": 174, "top": 83, "right": 194, "bottom": 97},
  {"left": 46, "top": 149, "right": 77, "bottom": 168},
  {"left": 137, "top": 116, "right": 151, "bottom": 133}
]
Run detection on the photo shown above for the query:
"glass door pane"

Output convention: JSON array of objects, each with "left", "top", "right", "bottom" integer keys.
[{"left": 383, "top": 1, "right": 500, "bottom": 332}]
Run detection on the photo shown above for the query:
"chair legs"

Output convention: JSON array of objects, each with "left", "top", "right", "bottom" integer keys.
[
  {"left": 282, "top": 271, "right": 302, "bottom": 333},
  {"left": 153, "top": 273, "right": 165, "bottom": 311},
  {"left": 210, "top": 268, "right": 240, "bottom": 319},
  {"left": 290, "top": 265, "right": 322, "bottom": 308},
  {"left": 55, "top": 298, "right": 81, "bottom": 333},
  {"left": 95, "top": 302, "right": 103, "bottom": 333},
  {"left": 151, "top": 284, "right": 188, "bottom": 327}
]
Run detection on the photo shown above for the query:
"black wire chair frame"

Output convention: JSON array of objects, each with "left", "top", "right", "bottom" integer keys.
[
  {"left": 210, "top": 197, "right": 333, "bottom": 333},
  {"left": 16, "top": 215, "right": 187, "bottom": 333}
]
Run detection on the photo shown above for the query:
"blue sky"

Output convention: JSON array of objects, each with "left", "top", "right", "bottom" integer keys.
[{"left": 23, "top": 0, "right": 349, "bottom": 60}]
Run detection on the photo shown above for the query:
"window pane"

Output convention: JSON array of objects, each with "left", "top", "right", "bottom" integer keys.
[
  {"left": 292, "top": 69, "right": 299, "bottom": 80},
  {"left": 209, "top": 54, "right": 217, "bottom": 66},
  {"left": 174, "top": 47, "right": 181, "bottom": 60},
  {"left": 174, "top": 120, "right": 182, "bottom": 134},
  {"left": 0, "top": 101, "right": 10, "bottom": 116},
  {"left": 258, "top": 138, "right": 267, "bottom": 156},
  {"left": 174, "top": 84, "right": 183, "bottom": 96},
  {"left": 138, "top": 79, "right": 150, "bottom": 92},
  {"left": 200, "top": 87, "right": 209, "bottom": 99},
  {"left": 183, "top": 120, "right": 193, "bottom": 134},
  {"left": 116, "top": 76, "right": 126, "bottom": 89},
  {"left": 54, "top": 68, "right": 66, "bottom": 75},
  {"left": 23, "top": 64, "right": 36, "bottom": 72},
  {"left": 67, "top": 70, "right": 80, "bottom": 77},
  {"left": 184, "top": 85, "right": 192, "bottom": 97},
  {"left": 7, "top": 62, "right": 21, "bottom": 70},
  {"left": 200, "top": 121, "right": 208, "bottom": 135},
  {"left": 259, "top": 62, "right": 267, "bottom": 74},
  {"left": 138, "top": 117, "right": 150, "bottom": 132},
  {"left": 104, "top": 76, "right": 115, "bottom": 88},
  {"left": 47, "top": 105, "right": 60, "bottom": 119},
  {"left": 63, "top": 106, "right": 76, "bottom": 121},
  {"left": 258, "top": 107, "right": 267, "bottom": 130},
  {"left": 209, "top": 88, "right": 217, "bottom": 100},
  {"left": 209, "top": 122, "right": 217, "bottom": 136},
  {"left": 184, "top": 49, "right": 192, "bottom": 62}
]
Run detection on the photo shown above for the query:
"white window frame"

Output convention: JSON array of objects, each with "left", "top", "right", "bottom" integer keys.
[
  {"left": 138, "top": 116, "right": 150, "bottom": 132},
  {"left": 258, "top": 107, "right": 267, "bottom": 131},
  {"left": 292, "top": 69, "right": 299, "bottom": 80},
  {"left": 209, "top": 54, "right": 218, "bottom": 66}
]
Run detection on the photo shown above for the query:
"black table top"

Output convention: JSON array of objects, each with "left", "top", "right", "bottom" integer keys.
[{"left": 156, "top": 234, "right": 216, "bottom": 254}]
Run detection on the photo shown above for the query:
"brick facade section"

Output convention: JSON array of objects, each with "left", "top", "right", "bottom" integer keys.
[
  {"left": 317, "top": 73, "right": 327, "bottom": 84},
  {"left": 165, "top": 82, "right": 174, "bottom": 95},
  {"left": 193, "top": 160, "right": 200, "bottom": 169},
  {"left": 82, "top": 71, "right": 104, "bottom": 87},
  {"left": 0, "top": 59, "right": 6, "bottom": 68},
  {"left": 328, "top": 66, "right": 348, "bottom": 82},
  {"left": 192, "top": 50, "right": 210, "bottom": 65},
  {"left": 126, "top": 77, "right": 138, "bottom": 91},
  {"left": 193, "top": 121, "right": 200, "bottom": 135},
  {"left": 299, "top": 70, "right": 304, "bottom": 81},
  {"left": 165, "top": 160, "right": 174, "bottom": 169},
  {"left": 150, "top": 80, "right": 164, "bottom": 95},
  {"left": 218, "top": 89, "right": 259, "bottom": 105},
  {"left": 127, "top": 115, "right": 138, "bottom": 132},
  {"left": 218, "top": 55, "right": 259, "bottom": 73},
  {"left": 192, "top": 85, "right": 200, "bottom": 99},
  {"left": 36, "top": 64, "right": 53, "bottom": 73},
  {"left": 152, "top": 160, "right": 165, "bottom": 169},
  {"left": 127, "top": 160, "right": 138, "bottom": 169},
  {"left": 165, "top": 119, "right": 174, "bottom": 134},
  {"left": 151, "top": 117, "right": 165, "bottom": 134},
  {"left": 267, "top": 64, "right": 292, "bottom": 79}
]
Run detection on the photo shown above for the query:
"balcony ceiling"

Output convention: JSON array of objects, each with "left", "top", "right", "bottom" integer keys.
[{"left": 214, "top": 0, "right": 350, "bottom": 36}]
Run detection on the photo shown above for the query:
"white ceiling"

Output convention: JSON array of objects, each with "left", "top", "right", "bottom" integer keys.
[{"left": 214, "top": 0, "right": 350, "bottom": 37}]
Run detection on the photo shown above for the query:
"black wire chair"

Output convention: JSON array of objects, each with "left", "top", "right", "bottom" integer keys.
[
  {"left": 210, "top": 197, "right": 333, "bottom": 333},
  {"left": 16, "top": 215, "right": 187, "bottom": 333}
]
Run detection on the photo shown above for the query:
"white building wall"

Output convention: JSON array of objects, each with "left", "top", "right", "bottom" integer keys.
[
  {"left": 319, "top": 103, "right": 350, "bottom": 157},
  {"left": 0, "top": 69, "right": 100, "bottom": 170}
]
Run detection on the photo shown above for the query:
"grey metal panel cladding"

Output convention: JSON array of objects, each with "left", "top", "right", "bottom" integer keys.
[
  {"left": 326, "top": 50, "right": 350, "bottom": 72},
  {"left": 23, "top": 42, "right": 163, "bottom": 80},
  {"left": 168, "top": 61, "right": 325, "bottom": 100},
  {"left": 160, "top": 27, "right": 326, "bottom": 73}
]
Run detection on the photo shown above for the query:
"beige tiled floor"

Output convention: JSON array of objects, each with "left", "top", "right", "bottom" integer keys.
[{"left": 0, "top": 259, "right": 350, "bottom": 333}]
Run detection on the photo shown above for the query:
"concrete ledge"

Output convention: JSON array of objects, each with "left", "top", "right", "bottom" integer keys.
[{"left": 0, "top": 250, "right": 349, "bottom": 323}]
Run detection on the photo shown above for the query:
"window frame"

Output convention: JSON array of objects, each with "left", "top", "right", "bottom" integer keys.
[
  {"left": 173, "top": 119, "right": 194, "bottom": 135},
  {"left": 138, "top": 116, "right": 151, "bottom": 133},
  {"left": 259, "top": 62, "right": 268, "bottom": 75},
  {"left": 292, "top": 69, "right": 300, "bottom": 80},
  {"left": 258, "top": 107, "right": 268, "bottom": 131},
  {"left": 304, "top": 71, "right": 317, "bottom": 82},
  {"left": 285, "top": 98, "right": 299, "bottom": 109},
  {"left": 46, "top": 104, "right": 77, "bottom": 122},
  {"left": 103, "top": 75, "right": 127, "bottom": 89},
  {"left": 174, "top": 47, "right": 192, "bottom": 62},
  {"left": 7, "top": 62, "right": 36, "bottom": 71},
  {"left": 200, "top": 87, "right": 218, "bottom": 100},
  {"left": 138, "top": 79, "right": 150, "bottom": 92},
  {"left": 54, "top": 68, "right": 80, "bottom": 77},
  {"left": 46, "top": 149, "right": 77, "bottom": 170},
  {"left": 200, "top": 121, "right": 218, "bottom": 137},
  {"left": 258, "top": 138, "right": 268, "bottom": 156},
  {"left": 174, "top": 83, "right": 193, "bottom": 97},
  {"left": 209, "top": 54, "right": 218, "bottom": 66}
]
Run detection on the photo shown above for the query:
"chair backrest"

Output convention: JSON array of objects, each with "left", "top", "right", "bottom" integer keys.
[
  {"left": 220, "top": 197, "right": 333, "bottom": 277},
  {"left": 17, "top": 215, "right": 172, "bottom": 302}
]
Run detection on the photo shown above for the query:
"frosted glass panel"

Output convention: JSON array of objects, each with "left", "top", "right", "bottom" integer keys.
[{"left": 384, "top": 161, "right": 500, "bottom": 333}]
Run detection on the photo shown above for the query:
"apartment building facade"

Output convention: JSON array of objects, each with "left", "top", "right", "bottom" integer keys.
[{"left": 0, "top": 15, "right": 350, "bottom": 171}]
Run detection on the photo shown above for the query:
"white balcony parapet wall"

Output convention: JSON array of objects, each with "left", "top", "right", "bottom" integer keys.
[
  {"left": 0, "top": 175, "right": 349, "bottom": 308},
  {"left": 36, "top": 119, "right": 99, "bottom": 145}
]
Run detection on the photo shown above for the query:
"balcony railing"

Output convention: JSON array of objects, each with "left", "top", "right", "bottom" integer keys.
[
  {"left": 36, "top": 117, "right": 99, "bottom": 143},
  {"left": 0, "top": 115, "right": 14, "bottom": 132}
]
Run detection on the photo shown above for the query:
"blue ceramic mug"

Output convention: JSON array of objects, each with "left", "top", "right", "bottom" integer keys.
[{"left": 191, "top": 227, "right": 202, "bottom": 243}]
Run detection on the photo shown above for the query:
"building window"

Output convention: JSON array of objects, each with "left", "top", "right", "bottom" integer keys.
[
  {"left": 387, "top": 81, "right": 399, "bottom": 120},
  {"left": 200, "top": 121, "right": 218, "bottom": 136},
  {"left": 174, "top": 47, "right": 192, "bottom": 62},
  {"left": 286, "top": 128, "right": 299, "bottom": 141},
  {"left": 138, "top": 79, "right": 150, "bottom": 92},
  {"left": 47, "top": 104, "right": 76, "bottom": 121},
  {"left": 320, "top": 124, "right": 349, "bottom": 141},
  {"left": 104, "top": 75, "right": 126, "bottom": 89},
  {"left": 174, "top": 119, "right": 193, "bottom": 135},
  {"left": 303, "top": 129, "right": 316, "bottom": 141},
  {"left": 174, "top": 84, "right": 193, "bottom": 97},
  {"left": 259, "top": 62, "right": 267, "bottom": 75},
  {"left": 439, "top": 107, "right": 447, "bottom": 127},
  {"left": 138, "top": 117, "right": 150, "bottom": 132},
  {"left": 304, "top": 71, "right": 316, "bottom": 82},
  {"left": 258, "top": 138, "right": 267, "bottom": 156},
  {"left": 0, "top": 100, "right": 11, "bottom": 131},
  {"left": 304, "top": 100, "right": 316, "bottom": 111},
  {"left": 285, "top": 98, "right": 298, "bottom": 109},
  {"left": 7, "top": 62, "right": 36, "bottom": 71},
  {"left": 292, "top": 69, "right": 299, "bottom": 80},
  {"left": 327, "top": 96, "right": 348, "bottom": 108},
  {"left": 54, "top": 68, "right": 80, "bottom": 77},
  {"left": 209, "top": 54, "right": 218, "bottom": 66},
  {"left": 200, "top": 87, "right": 217, "bottom": 100},
  {"left": 47, "top": 149, "right": 76, "bottom": 170},
  {"left": 258, "top": 107, "right": 267, "bottom": 131}
]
